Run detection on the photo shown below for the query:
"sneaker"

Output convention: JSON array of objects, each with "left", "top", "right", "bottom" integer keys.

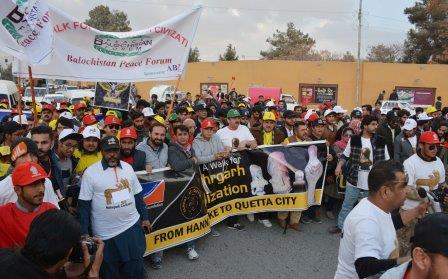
[
  {"left": 211, "top": 228, "right": 220, "bottom": 237},
  {"left": 300, "top": 215, "right": 311, "bottom": 224},
  {"left": 187, "top": 247, "right": 199, "bottom": 260},
  {"left": 227, "top": 223, "right": 245, "bottom": 231},
  {"left": 247, "top": 213, "right": 255, "bottom": 222},
  {"left": 259, "top": 219, "right": 272, "bottom": 228},
  {"left": 150, "top": 260, "right": 162, "bottom": 269},
  {"left": 326, "top": 210, "right": 336, "bottom": 220},
  {"left": 311, "top": 215, "right": 322, "bottom": 224},
  {"left": 328, "top": 226, "right": 342, "bottom": 234}
]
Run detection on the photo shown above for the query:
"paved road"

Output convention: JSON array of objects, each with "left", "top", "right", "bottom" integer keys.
[{"left": 144, "top": 215, "right": 340, "bottom": 279}]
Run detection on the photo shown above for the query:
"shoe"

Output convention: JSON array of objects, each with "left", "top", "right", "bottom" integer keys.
[
  {"left": 311, "top": 216, "right": 322, "bottom": 224},
  {"left": 328, "top": 226, "right": 342, "bottom": 234},
  {"left": 211, "top": 228, "right": 220, "bottom": 237},
  {"left": 278, "top": 218, "right": 287, "bottom": 229},
  {"left": 300, "top": 215, "right": 311, "bottom": 224},
  {"left": 288, "top": 223, "right": 301, "bottom": 231},
  {"left": 227, "top": 223, "right": 245, "bottom": 231},
  {"left": 150, "top": 260, "right": 162, "bottom": 269},
  {"left": 247, "top": 213, "right": 255, "bottom": 222},
  {"left": 187, "top": 247, "right": 199, "bottom": 260},
  {"left": 259, "top": 219, "right": 272, "bottom": 228},
  {"left": 326, "top": 210, "right": 336, "bottom": 220}
]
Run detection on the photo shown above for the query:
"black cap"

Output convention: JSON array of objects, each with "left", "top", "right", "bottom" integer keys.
[
  {"left": 3, "top": 121, "right": 23, "bottom": 135},
  {"left": 283, "top": 110, "right": 298, "bottom": 118},
  {"left": 413, "top": 213, "right": 448, "bottom": 256},
  {"left": 351, "top": 110, "right": 362, "bottom": 118},
  {"left": 100, "top": 136, "right": 120, "bottom": 151},
  {"left": 10, "top": 137, "right": 39, "bottom": 162},
  {"left": 386, "top": 110, "right": 398, "bottom": 121},
  {"left": 310, "top": 118, "right": 325, "bottom": 127},
  {"left": 193, "top": 103, "right": 207, "bottom": 111}
]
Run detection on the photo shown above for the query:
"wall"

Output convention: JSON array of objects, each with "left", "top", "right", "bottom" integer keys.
[{"left": 134, "top": 60, "right": 448, "bottom": 110}]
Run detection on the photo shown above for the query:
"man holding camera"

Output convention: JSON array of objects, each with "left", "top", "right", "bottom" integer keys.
[{"left": 78, "top": 136, "right": 150, "bottom": 279}]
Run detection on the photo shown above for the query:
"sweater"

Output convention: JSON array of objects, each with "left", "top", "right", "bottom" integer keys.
[{"left": 168, "top": 142, "right": 196, "bottom": 172}]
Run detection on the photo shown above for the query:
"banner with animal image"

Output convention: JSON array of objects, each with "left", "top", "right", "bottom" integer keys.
[
  {"left": 94, "top": 82, "right": 131, "bottom": 110},
  {"left": 12, "top": 5, "right": 202, "bottom": 81},
  {"left": 139, "top": 141, "right": 328, "bottom": 254}
]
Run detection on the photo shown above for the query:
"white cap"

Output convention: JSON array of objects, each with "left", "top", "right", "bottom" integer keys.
[
  {"left": 354, "top": 107, "right": 362, "bottom": 112},
  {"left": 81, "top": 126, "right": 100, "bottom": 139},
  {"left": 12, "top": 114, "right": 28, "bottom": 124},
  {"left": 417, "top": 112, "right": 432, "bottom": 121},
  {"left": 265, "top": 100, "right": 275, "bottom": 107},
  {"left": 59, "top": 128, "right": 82, "bottom": 141},
  {"left": 333, "top": 105, "right": 347, "bottom": 114},
  {"left": 59, "top": 111, "right": 73, "bottom": 120},
  {"left": 324, "top": 109, "right": 335, "bottom": 117},
  {"left": 243, "top": 96, "right": 251, "bottom": 102},
  {"left": 402, "top": 118, "right": 417, "bottom": 131},
  {"left": 142, "top": 107, "right": 155, "bottom": 117},
  {"left": 303, "top": 109, "right": 315, "bottom": 121}
]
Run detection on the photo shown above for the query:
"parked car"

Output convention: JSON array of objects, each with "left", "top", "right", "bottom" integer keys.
[
  {"left": 380, "top": 100, "right": 416, "bottom": 115},
  {"left": 41, "top": 94, "right": 67, "bottom": 104},
  {"left": 23, "top": 87, "right": 48, "bottom": 104}
]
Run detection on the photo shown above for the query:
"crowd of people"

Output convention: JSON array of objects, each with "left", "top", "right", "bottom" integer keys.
[{"left": 0, "top": 88, "right": 447, "bottom": 278}]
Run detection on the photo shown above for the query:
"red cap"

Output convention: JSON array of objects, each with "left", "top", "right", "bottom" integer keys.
[
  {"left": 120, "top": 127, "right": 137, "bottom": 140},
  {"left": 74, "top": 102, "right": 87, "bottom": 111},
  {"left": 201, "top": 118, "right": 216, "bottom": 129},
  {"left": 42, "top": 104, "right": 54, "bottom": 112},
  {"left": 12, "top": 162, "right": 47, "bottom": 187},
  {"left": 104, "top": 115, "right": 121, "bottom": 126},
  {"left": 307, "top": 113, "right": 320, "bottom": 122},
  {"left": 82, "top": 114, "right": 97, "bottom": 126},
  {"left": 420, "top": 131, "right": 440, "bottom": 144}
]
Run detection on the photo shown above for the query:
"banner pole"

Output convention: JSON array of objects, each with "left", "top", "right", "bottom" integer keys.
[
  {"left": 165, "top": 74, "right": 182, "bottom": 122},
  {"left": 27, "top": 66, "right": 38, "bottom": 125},
  {"left": 17, "top": 76, "right": 23, "bottom": 124}
]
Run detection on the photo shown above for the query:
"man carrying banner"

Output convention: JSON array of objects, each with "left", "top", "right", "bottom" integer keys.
[
  {"left": 136, "top": 123, "right": 168, "bottom": 174},
  {"left": 79, "top": 136, "right": 150, "bottom": 279},
  {"left": 249, "top": 111, "right": 286, "bottom": 227},
  {"left": 193, "top": 118, "right": 229, "bottom": 164}
]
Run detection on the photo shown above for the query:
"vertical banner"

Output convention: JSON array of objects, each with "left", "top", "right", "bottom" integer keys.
[
  {"left": 94, "top": 82, "right": 131, "bottom": 111},
  {"left": 139, "top": 141, "right": 328, "bottom": 254}
]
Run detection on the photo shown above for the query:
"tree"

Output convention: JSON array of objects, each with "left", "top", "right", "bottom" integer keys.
[
  {"left": 367, "top": 44, "right": 402, "bottom": 63},
  {"left": 402, "top": 0, "right": 448, "bottom": 64},
  {"left": 219, "top": 44, "right": 239, "bottom": 61},
  {"left": 260, "top": 22, "right": 316, "bottom": 60},
  {"left": 188, "top": 47, "right": 200, "bottom": 62},
  {"left": 341, "top": 51, "right": 356, "bottom": 62},
  {"left": 0, "top": 64, "right": 13, "bottom": 81},
  {"left": 85, "top": 5, "right": 131, "bottom": 32}
]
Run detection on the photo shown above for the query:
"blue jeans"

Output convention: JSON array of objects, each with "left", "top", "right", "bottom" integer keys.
[{"left": 337, "top": 184, "right": 368, "bottom": 229}]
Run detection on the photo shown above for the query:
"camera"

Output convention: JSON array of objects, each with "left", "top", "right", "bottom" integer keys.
[{"left": 69, "top": 236, "right": 98, "bottom": 263}]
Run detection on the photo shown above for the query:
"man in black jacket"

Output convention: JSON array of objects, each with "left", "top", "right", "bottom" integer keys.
[
  {"left": 376, "top": 110, "right": 401, "bottom": 156},
  {"left": 119, "top": 127, "right": 146, "bottom": 172}
]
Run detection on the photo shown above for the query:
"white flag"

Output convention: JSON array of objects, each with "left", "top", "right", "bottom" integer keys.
[{"left": 0, "top": 0, "right": 53, "bottom": 65}]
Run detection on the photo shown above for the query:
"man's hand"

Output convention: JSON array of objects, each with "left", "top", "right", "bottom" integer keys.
[
  {"left": 191, "top": 157, "right": 198, "bottom": 164},
  {"left": 145, "top": 164, "right": 152, "bottom": 174},
  {"left": 335, "top": 165, "right": 342, "bottom": 177},
  {"left": 87, "top": 238, "right": 104, "bottom": 278},
  {"left": 327, "top": 154, "right": 333, "bottom": 162},
  {"left": 401, "top": 201, "right": 430, "bottom": 225},
  {"left": 142, "top": 220, "right": 151, "bottom": 234}
]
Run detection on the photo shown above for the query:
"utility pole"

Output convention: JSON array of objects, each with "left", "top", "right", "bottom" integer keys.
[{"left": 355, "top": 0, "right": 363, "bottom": 106}]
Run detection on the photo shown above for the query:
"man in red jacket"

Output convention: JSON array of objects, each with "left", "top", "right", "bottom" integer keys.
[{"left": 0, "top": 162, "right": 56, "bottom": 248}]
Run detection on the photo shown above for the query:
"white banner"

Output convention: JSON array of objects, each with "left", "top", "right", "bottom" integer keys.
[
  {"left": 13, "top": 5, "right": 202, "bottom": 82},
  {"left": 0, "top": 0, "right": 53, "bottom": 65}
]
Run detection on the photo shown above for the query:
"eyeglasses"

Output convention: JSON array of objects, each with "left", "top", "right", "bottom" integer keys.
[{"left": 107, "top": 125, "right": 121, "bottom": 130}]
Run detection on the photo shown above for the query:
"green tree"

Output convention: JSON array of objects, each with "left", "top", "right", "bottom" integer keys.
[
  {"left": 402, "top": 0, "right": 448, "bottom": 64},
  {"left": 341, "top": 51, "right": 356, "bottom": 62},
  {"left": 367, "top": 44, "right": 402, "bottom": 63},
  {"left": 219, "top": 44, "right": 239, "bottom": 61},
  {"left": 85, "top": 5, "right": 131, "bottom": 32},
  {"left": 0, "top": 64, "right": 13, "bottom": 81},
  {"left": 260, "top": 22, "right": 316, "bottom": 60},
  {"left": 188, "top": 47, "right": 200, "bottom": 62}
]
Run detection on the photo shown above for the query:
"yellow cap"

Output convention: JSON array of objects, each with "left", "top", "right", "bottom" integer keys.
[
  {"left": 106, "top": 110, "right": 118, "bottom": 117},
  {"left": 154, "top": 115, "right": 165, "bottom": 125},
  {"left": 0, "top": 146, "right": 10, "bottom": 156},
  {"left": 48, "top": 119, "right": 58, "bottom": 130},
  {"left": 35, "top": 105, "right": 42, "bottom": 114},
  {"left": 263, "top": 111, "right": 276, "bottom": 121},
  {"left": 238, "top": 103, "right": 246, "bottom": 108},
  {"left": 426, "top": 106, "right": 437, "bottom": 114},
  {"left": 186, "top": 107, "right": 194, "bottom": 113},
  {"left": 0, "top": 104, "right": 7, "bottom": 109}
]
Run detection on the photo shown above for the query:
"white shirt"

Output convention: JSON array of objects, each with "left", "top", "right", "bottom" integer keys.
[
  {"left": 79, "top": 161, "right": 142, "bottom": 240},
  {"left": 335, "top": 198, "right": 398, "bottom": 279},
  {"left": 407, "top": 135, "right": 417, "bottom": 150},
  {"left": 343, "top": 137, "right": 390, "bottom": 190},
  {"left": 216, "top": 125, "right": 255, "bottom": 148},
  {"left": 0, "top": 175, "right": 59, "bottom": 208},
  {"left": 403, "top": 154, "right": 446, "bottom": 210}
]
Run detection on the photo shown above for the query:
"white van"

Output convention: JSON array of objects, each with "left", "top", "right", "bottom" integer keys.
[
  {"left": 0, "top": 80, "right": 19, "bottom": 108},
  {"left": 63, "top": 89, "right": 95, "bottom": 104},
  {"left": 23, "top": 86, "right": 48, "bottom": 104}
]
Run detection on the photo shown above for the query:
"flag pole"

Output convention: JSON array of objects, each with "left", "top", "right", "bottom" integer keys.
[
  {"left": 27, "top": 66, "right": 38, "bottom": 125},
  {"left": 16, "top": 76, "right": 23, "bottom": 125},
  {"left": 164, "top": 73, "right": 182, "bottom": 122}
]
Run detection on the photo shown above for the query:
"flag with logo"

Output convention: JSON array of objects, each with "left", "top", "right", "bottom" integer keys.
[{"left": 0, "top": 0, "right": 53, "bottom": 64}]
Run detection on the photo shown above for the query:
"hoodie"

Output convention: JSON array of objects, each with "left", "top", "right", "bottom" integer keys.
[{"left": 192, "top": 133, "right": 226, "bottom": 164}]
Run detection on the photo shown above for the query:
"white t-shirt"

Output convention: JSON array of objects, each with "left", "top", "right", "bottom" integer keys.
[
  {"left": 216, "top": 125, "right": 255, "bottom": 148},
  {"left": 79, "top": 161, "right": 143, "bottom": 240},
  {"left": 343, "top": 137, "right": 390, "bottom": 190},
  {"left": 0, "top": 175, "right": 59, "bottom": 208},
  {"left": 403, "top": 154, "right": 446, "bottom": 210},
  {"left": 335, "top": 198, "right": 398, "bottom": 279}
]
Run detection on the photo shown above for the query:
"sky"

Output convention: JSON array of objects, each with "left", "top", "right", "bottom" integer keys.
[{"left": 6, "top": 0, "right": 418, "bottom": 61}]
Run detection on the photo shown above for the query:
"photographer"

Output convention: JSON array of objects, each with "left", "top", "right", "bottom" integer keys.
[{"left": 0, "top": 209, "right": 104, "bottom": 279}]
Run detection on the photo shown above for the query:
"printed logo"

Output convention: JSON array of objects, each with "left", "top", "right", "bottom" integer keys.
[
  {"left": 30, "top": 165, "right": 39, "bottom": 176},
  {"left": 93, "top": 34, "right": 153, "bottom": 57},
  {"left": 11, "top": 142, "right": 28, "bottom": 162},
  {"left": 142, "top": 180, "right": 165, "bottom": 208},
  {"left": 180, "top": 186, "right": 204, "bottom": 220}
]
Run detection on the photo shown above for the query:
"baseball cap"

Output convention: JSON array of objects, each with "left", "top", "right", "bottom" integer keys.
[
  {"left": 413, "top": 213, "right": 448, "bottom": 256},
  {"left": 265, "top": 100, "right": 276, "bottom": 107},
  {"left": 194, "top": 103, "right": 207, "bottom": 111},
  {"left": 310, "top": 118, "right": 325, "bottom": 127},
  {"left": 153, "top": 115, "right": 165, "bottom": 125},
  {"left": 12, "top": 114, "right": 28, "bottom": 125},
  {"left": 426, "top": 106, "right": 437, "bottom": 114},
  {"left": 186, "top": 107, "right": 194, "bottom": 113},
  {"left": 12, "top": 162, "right": 47, "bottom": 187},
  {"left": 82, "top": 114, "right": 97, "bottom": 126},
  {"left": 263, "top": 111, "right": 276, "bottom": 121},
  {"left": 82, "top": 126, "right": 101, "bottom": 139},
  {"left": 386, "top": 110, "right": 398, "bottom": 121},
  {"left": 351, "top": 109, "right": 362, "bottom": 118},
  {"left": 0, "top": 146, "right": 10, "bottom": 157},
  {"left": 324, "top": 109, "right": 336, "bottom": 117},
  {"left": 3, "top": 121, "right": 23, "bottom": 135},
  {"left": 59, "top": 129, "right": 82, "bottom": 142},
  {"left": 240, "top": 108, "right": 250, "bottom": 117},
  {"left": 41, "top": 104, "right": 54, "bottom": 112},
  {"left": 201, "top": 118, "right": 216, "bottom": 129},
  {"left": 402, "top": 118, "right": 417, "bottom": 131},
  {"left": 333, "top": 105, "right": 347, "bottom": 114},
  {"left": 419, "top": 131, "right": 440, "bottom": 144},
  {"left": 283, "top": 110, "right": 297, "bottom": 118},
  {"left": 105, "top": 110, "right": 119, "bottom": 118},
  {"left": 104, "top": 115, "right": 121, "bottom": 126},
  {"left": 417, "top": 112, "right": 433, "bottom": 121},
  {"left": 168, "top": 113, "right": 178, "bottom": 122},
  {"left": 307, "top": 112, "right": 320, "bottom": 122},
  {"left": 227, "top": 109, "right": 241, "bottom": 118},
  {"left": 100, "top": 136, "right": 120, "bottom": 151},
  {"left": 120, "top": 127, "right": 137, "bottom": 140},
  {"left": 10, "top": 138, "right": 39, "bottom": 162},
  {"left": 142, "top": 107, "right": 155, "bottom": 117},
  {"left": 59, "top": 111, "right": 73, "bottom": 120},
  {"left": 74, "top": 102, "right": 87, "bottom": 111}
]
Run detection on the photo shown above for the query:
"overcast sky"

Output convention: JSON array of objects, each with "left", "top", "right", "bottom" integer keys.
[{"left": 10, "top": 0, "right": 418, "bottom": 61}]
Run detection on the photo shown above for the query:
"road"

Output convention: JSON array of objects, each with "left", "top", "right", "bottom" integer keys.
[{"left": 144, "top": 215, "right": 340, "bottom": 279}]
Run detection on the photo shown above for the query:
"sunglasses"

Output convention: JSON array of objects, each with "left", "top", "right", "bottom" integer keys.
[
  {"left": 107, "top": 125, "right": 121, "bottom": 130},
  {"left": 427, "top": 144, "right": 437, "bottom": 151}
]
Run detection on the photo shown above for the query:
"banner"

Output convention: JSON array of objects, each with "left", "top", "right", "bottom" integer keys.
[
  {"left": 94, "top": 82, "right": 131, "bottom": 110},
  {"left": 13, "top": 5, "right": 202, "bottom": 81},
  {"left": 0, "top": 0, "right": 53, "bottom": 64},
  {"left": 139, "top": 141, "right": 328, "bottom": 254}
]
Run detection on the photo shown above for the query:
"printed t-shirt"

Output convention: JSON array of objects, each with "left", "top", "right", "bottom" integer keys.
[{"left": 216, "top": 125, "right": 255, "bottom": 148}]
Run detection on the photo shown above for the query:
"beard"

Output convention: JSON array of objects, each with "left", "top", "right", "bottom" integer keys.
[
  {"left": 121, "top": 148, "right": 132, "bottom": 156},
  {"left": 106, "top": 157, "right": 119, "bottom": 167},
  {"left": 151, "top": 138, "right": 163, "bottom": 146}
]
